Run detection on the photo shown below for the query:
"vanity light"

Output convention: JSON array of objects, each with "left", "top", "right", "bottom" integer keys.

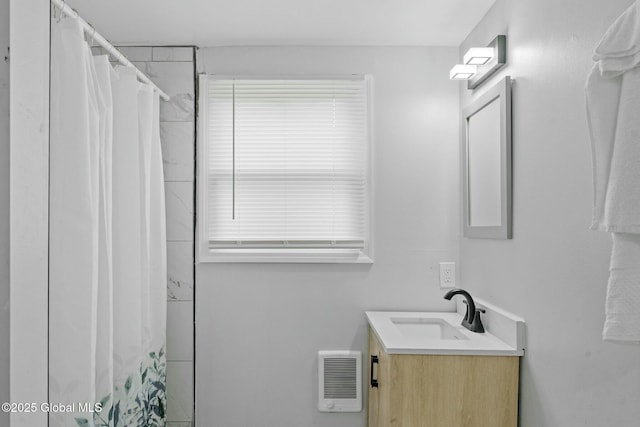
[
  {"left": 449, "top": 64, "right": 477, "bottom": 80},
  {"left": 450, "top": 35, "right": 507, "bottom": 90},
  {"left": 463, "top": 47, "right": 494, "bottom": 65}
]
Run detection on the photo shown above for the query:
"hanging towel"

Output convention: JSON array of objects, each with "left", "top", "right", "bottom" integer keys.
[
  {"left": 586, "top": 0, "right": 640, "bottom": 342},
  {"left": 587, "top": 1, "right": 640, "bottom": 234},
  {"left": 604, "top": 233, "right": 640, "bottom": 341},
  {"left": 594, "top": 2, "right": 640, "bottom": 77}
]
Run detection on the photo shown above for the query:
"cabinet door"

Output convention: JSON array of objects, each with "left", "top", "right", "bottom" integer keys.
[
  {"left": 367, "top": 327, "right": 519, "bottom": 427},
  {"left": 387, "top": 354, "right": 518, "bottom": 426},
  {"left": 367, "top": 330, "right": 381, "bottom": 427},
  {"left": 368, "top": 329, "right": 393, "bottom": 427}
]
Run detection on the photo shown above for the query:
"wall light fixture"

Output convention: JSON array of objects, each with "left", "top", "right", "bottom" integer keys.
[
  {"left": 450, "top": 64, "right": 477, "bottom": 80},
  {"left": 450, "top": 35, "right": 506, "bottom": 90},
  {"left": 463, "top": 47, "right": 494, "bottom": 65}
]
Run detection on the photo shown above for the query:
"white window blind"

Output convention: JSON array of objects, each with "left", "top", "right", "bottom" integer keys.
[{"left": 200, "top": 77, "right": 370, "bottom": 256}]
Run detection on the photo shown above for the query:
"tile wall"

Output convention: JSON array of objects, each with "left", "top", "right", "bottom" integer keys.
[{"left": 94, "top": 45, "right": 196, "bottom": 426}]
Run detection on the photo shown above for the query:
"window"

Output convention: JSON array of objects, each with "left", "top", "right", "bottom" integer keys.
[{"left": 198, "top": 76, "right": 372, "bottom": 263}]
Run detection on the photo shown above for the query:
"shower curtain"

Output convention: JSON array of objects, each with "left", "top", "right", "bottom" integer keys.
[{"left": 49, "top": 15, "right": 167, "bottom": 427}]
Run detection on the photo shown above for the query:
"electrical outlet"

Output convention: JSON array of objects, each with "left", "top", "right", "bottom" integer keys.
[{"left": 439, "top": 262, "right": 456, "bottom": 288}]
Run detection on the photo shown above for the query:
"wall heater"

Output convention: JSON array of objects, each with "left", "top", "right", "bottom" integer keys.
[{"left": 318, "top": 350, "right": 362, "bottom": 412}]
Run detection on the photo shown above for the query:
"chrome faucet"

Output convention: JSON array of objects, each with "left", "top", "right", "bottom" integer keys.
[{"left": 443, "top": 288, "right": 485, "bottom": 333}]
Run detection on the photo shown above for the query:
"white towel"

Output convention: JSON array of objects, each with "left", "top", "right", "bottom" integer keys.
[
  {"left": 586, "top": 0, "right": 640, "bottom": 342},
  {"left": 587, "top": 2, "right": 640, "bottom": 233},
  {"left": 587, "top": 66, "right": 640, "bottom": 233},
  {"left": 604, "top": 233, "right": 640, "bottom": 342},
  {"left": 594, "top": 1, "right": 640, "bottom": 77},
  {"left": 585, "top": 65, "right": 622, "bottom": 231}
]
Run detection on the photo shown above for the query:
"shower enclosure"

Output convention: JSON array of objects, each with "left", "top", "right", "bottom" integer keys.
[{"left": 9, "top": 1, "right": 169, "bottom": 425}]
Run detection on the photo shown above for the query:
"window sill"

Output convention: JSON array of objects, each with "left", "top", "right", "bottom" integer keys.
[{"left": 198, "top": 248, "right": 374, "bottom": 264}]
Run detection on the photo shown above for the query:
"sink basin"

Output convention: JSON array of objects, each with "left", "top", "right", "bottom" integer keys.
[
  {"left": 391, "top": 317, "right": 469, "bottom": 341},
  {"left": 366, "top": 309, "right": 525, "bottom": 356}
]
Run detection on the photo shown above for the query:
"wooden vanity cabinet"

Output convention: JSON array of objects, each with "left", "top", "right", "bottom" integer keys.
[{"left": 367, "top": 328, "right": 519, "bottom": 427}]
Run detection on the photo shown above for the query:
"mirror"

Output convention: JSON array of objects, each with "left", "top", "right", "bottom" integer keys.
[{"left": 462, "top": 76, "right": 512, "bottom": 239}]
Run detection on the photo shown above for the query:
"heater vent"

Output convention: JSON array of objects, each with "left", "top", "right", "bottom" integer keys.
[
  {"left": 318, "top": 351, "right": 361, "bottom": 412},
  {"left": 324, "top": 358, "right": 357, "bottom": 399}
]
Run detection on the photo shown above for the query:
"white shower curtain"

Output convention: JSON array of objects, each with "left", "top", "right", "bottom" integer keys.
[{"left": 50, "top": 15, "right": 167, "bottom": 427}]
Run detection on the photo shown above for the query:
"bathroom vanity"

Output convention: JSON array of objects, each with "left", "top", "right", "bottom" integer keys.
[{"left": 366, "top": 308, "right": 524, "bottom": 427}]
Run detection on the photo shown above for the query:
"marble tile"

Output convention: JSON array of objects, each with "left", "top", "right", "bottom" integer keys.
[
  {"left": 115, "top": 46, "right": 152, "bottom": 62},
  {"left": 165, "top": 182, "right": 194, "bottom": 242},
  {"left": 140, "top": 62, "right": 194, "bottom": 97},
  {"left": 152, "top": 62, "right": 194, "bottom": 93},
  {"left": 167, "top": 241, "right": 193, "bottom": 301},
  {"left": 130, "top": 61, "right": 195, "bottom": 122},
  {"left": 167, "top": 361, "right": 194, "bottom": 422},
  {"left": 161, "top": 122, "right": 195, "bottom": 182},
  {"left": 153, "top": 47, "right": 194, "bottom": 62},
  {"left": 148, "top": 62, "right": 195, "bottom": 122},
  {"left": 167, "top": 301, "right": 194, "bottom": 361},
  {"left": 160, "top": 93, "right": 196, "bottom": 123}
]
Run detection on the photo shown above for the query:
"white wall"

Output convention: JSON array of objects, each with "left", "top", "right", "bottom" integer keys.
[
  {"left": 0, "top": 0, "right": 9, "bottom": 425},
  {"left": 195, "top": 46, "right": 461, "bottom": 427},
  {"left": 9, "top": 0, "right": 50, "bottom": 424},
  {"left": 460, "top": 1, "right": 640, "bottom": 426}
]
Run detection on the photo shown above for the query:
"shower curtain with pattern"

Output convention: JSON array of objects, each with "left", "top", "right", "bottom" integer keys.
[{"left": 49, "top": 15, "right": 167, "bottom": 427}]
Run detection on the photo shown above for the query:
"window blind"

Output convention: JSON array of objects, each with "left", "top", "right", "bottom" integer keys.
[{"left": 203, "top": 77, "right": 368, "bottom": 250}]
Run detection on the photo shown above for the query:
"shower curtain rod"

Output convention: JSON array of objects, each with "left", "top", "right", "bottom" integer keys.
[{"left": 50, "top": 0, "right": 171, "bottom": 101}]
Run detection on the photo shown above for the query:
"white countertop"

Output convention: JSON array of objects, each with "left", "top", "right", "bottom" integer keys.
[{"left": 366, "top": 310, "right": 524, "bottom": 356}]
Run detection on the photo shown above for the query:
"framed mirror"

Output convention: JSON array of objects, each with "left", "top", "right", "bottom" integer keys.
[{"left": 462, "top": 76, "right": 512, "bottom": 239}]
